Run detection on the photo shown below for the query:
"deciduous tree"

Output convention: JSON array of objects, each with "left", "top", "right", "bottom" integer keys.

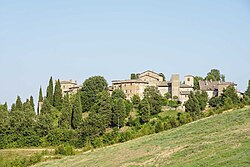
[
  {"left": 80, "top": 76, "right": 108, "bottom": 112},
  {"left": 138, "top": 99, "right": 150, "bottom": 124}
]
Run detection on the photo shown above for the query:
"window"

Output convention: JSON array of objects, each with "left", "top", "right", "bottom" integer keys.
[{"left": 187, "top": 78, "right": 190, "bottom": 82}]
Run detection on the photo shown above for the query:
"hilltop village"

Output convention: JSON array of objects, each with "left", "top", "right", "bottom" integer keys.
[
  {"left": 58, "top": 70, "right": 240, "bottom": 108},
  {"left": 1, "top": 69, "right": 250, "bottom": 167}
]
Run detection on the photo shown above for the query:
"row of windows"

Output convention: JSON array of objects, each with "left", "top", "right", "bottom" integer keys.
[
  {"left": 124, "top": 90, "right": 133, "bottom": 93},
  {"left": 123, "top": 83, "right": 133, "bottom": 87}
]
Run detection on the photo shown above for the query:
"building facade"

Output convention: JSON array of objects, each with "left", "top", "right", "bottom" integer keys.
[
  {"left": 111, "top": 70, "right": 194, "bottom": 104},
  {"left": 198, "top": 80, "right": 237, "bottom": 99},
  {"left": 59, "top": 80, "right": 81, "bottom": 96}
]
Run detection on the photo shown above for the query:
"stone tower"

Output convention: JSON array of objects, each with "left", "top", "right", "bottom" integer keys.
[
  {"left": 171, "top": 74, "right": 180, "bottom": 99},
  {"left": 184, "top": 75, "right": 194, "bottom": 87}
]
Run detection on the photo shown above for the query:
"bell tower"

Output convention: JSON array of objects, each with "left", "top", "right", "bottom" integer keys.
[{"left": 184, "top": 75, "right": 194, "bottom": 87}]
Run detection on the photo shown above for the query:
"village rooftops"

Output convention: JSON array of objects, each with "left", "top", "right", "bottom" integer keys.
[
  {"left": 180, "top": 84, "right": 193, "bottom": 88},
  {"left": 157, "top": 81, "right": 171, "bottom": 87},
  {"left": 112, "top": 79, "right": 148, "bottom": 84},
  {"left": 60, "top": 80, "right": 77, "bottom": 85},
  {"left": 184, "top": 75, "right": 194, "bottom": 77},
  {"left": 199, "top": 80, "right": 236, "bottom": 91},
  {"left": 139, "top": 70, "right": 161, "bottom": 76}
]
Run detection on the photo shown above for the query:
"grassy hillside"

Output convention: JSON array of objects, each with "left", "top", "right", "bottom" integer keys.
[{"left": 36, "top": 107, "right": 250, "bottom": 167}]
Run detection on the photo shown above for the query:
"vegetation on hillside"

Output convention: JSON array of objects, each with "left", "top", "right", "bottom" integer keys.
[
  {"left": 0, "top": 69, "right": 250, "bottom": 166},
  {"left": 36, "top": 107, "right": 250, "bottom": 167}
]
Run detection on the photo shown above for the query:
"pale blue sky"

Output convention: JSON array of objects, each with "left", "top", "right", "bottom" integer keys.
[{"left": 0, "top": 0, "right": 250, "bottom": 106}]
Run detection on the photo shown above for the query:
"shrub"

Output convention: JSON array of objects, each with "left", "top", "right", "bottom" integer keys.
[
  {"left": 55, "top": 144, "right": 75, "bottom": 156},
  {"left": 155, "top": 120, "right": 164, "bottom": 133}
]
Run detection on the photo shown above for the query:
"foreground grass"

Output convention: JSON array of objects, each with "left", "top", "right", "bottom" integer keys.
[
  {"left": 35, "top": 107, "right": 250, "bottom": 167},
  {"left": 0, "top": 148, "right": 58, "bottom": 167}
]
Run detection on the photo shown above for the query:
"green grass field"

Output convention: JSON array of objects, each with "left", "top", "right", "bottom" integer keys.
[{"left": 35, "top": 107, "right": 250, "bottom": 167}]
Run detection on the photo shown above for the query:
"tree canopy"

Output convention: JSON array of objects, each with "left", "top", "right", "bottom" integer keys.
[{"left": 80, "top": 76, "right": 108, "bottom": 112}]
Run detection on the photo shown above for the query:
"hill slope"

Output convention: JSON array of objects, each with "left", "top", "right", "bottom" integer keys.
[{"left": 36, "top": 108, "right": 250, "bottom": 167}]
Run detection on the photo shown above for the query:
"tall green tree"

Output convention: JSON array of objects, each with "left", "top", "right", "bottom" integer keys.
[
  {"left": 15, "top": 96, "right": 23, "bottom": 111},
  {"left": 143, "top": 86, "right": 163, "bottom": 115},
  {"left": 194, "top": 76, "right": 203, "bottom": 90},
  {"left": 60, "top": 93, "right": 72, "bottom": 129},
  {"left": 221, "top": 75, "right": 226, "bottom": 82},
  {"left": 23, "top": 99, "right": 32, "bottom": 112},
  {"left": 40, "top": 98, "right": 51, "bottom": 115},
  {"left": 195, "top": 91, "right": 208, "bottom": 110},
  {"left": 29, "top": 96, "right": 35, "bottom": 112},
  {"left": 205, "top": 69, "right": 221, "bottom": 81},
  {"left": 0, "top": 103, "right": 9, "bottom": 133},
  {"left": 71, "top": 93, "right": 82, "bottom": 129},
  {"left": 111, "top": 89, "right": 126, "bottom": 100},
  {"left": 131, "top": 94, "right": 141, "bottom": 109},
  {"left": 11, "top": 104, "right": 16, "bottom": 112},
  {"left": 130, "top": 73, "right": 136, "bottom": 79},
  {"left": 222, "top": 86, "right": 239, "bottom": 104},
  {"left": 46, "top": 76, "right": 54, "bottom": 105},
  {"left": 185, "top": 92, "right": 201, "bottom": 116},
  {"left": 53, "top": 79, "right": 63, "bottom": 111},
  {"left": 138, "top": 99, "right": 150, "bottom": 124},
  {"left": 80, "top": 76, "right": 108, "bottom": 112},
  {"left": 39, "top": 86, "right": 43, "bottom": 102},
  {"left": 91, "top": 91, "right": 112, "bottom": 128},
  {"left": 37, "top": 86, "right": 43, "bottom": 114},
  {"left": 82, "top": 91, "right": 112, "bottom": 137},
  {"left": 112, "top": 98, "right": 126, "bottom": 128},
  {"left": 245, "top": 80, "right": 250, "bottom": 97},
  {"left": 205, "top": 69, "right": 225, "bottom": 81}
]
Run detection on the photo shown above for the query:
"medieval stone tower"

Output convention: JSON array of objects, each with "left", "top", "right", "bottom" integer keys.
[
  {"left": 171, "top": 74, "right": 180, "bottom": 99},
  {"left": 184, "top": 75, "right": 194, "bottom": 87}
]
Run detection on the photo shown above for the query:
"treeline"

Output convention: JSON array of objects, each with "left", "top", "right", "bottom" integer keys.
[{"left": 0, "top": 74, "right": 250, "bottom": 150}]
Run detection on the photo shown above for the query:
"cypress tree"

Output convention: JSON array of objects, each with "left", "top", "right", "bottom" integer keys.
[
  {"left": 30, "top": 96, "right": 35, "bottom": 112},
  {"left": 46, "top": 76, "right": 54, "bottom": 105},
  {"left": 40, "top": 98, "right": 51, "bottom": 115},
  {"left": 53, "top": 79, "right": 63, "bottom": 111},
  {"left": 60, "top": 93, "right": 72, "bottom": 129},
  {"left": 16, "top": 96, "right": 23, "bottom": 111},
  {"left": 37, "top": 86, "right": 43, "bottom": 115},
  {"left": 39, "top": 86, "right": 43, "bottom": 102},
  {"left": 11, "top": 104, "right": 16, "bottom": 112},
  {"left": 3, "top": 102, "right": 8, "bottom": 111},
  {"left": 71, "top": 93, "right": 82, "bottom": 129}
]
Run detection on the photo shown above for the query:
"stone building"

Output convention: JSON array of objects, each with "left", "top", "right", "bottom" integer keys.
[
  {"left": 59, "top": 80, "right": 81, "bottom": 96},
  {"left": 111, "top": 70, "right": 194, "bottom": 104},
  {"left": 112, "top": 79, "right": 148, "bottom": 99},
  {"left": 198, "top": 80, "right": 237, "bottom": 99},
  {"left": 155, "top": 74, "right": 194, "bottom": 104}
]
